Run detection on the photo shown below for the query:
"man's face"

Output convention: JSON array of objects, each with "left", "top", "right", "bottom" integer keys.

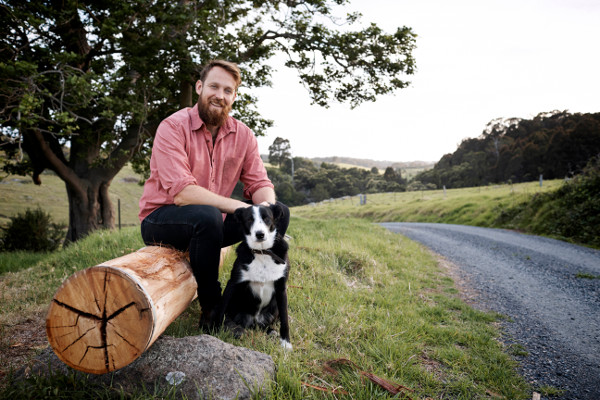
[{"left": 196, "top": 66, "right": 237, "bottom": 128}]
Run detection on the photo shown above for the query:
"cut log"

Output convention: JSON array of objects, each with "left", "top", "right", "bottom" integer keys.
[{"left": 45, "top": 246, "right": 198, "bottom": 375}]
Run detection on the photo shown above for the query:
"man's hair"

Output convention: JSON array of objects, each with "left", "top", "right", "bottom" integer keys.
[{"left": 198, "top": 60, "right": 242, "bottom": 90}]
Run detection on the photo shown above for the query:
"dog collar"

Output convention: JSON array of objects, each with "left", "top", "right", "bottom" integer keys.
[{"left": 252, "top": 249, "right": 286, "bottom": 264}]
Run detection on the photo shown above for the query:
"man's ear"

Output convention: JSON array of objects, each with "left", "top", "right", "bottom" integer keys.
[{"left": 195, "top": 80, "right": 203, "bottom": 95}]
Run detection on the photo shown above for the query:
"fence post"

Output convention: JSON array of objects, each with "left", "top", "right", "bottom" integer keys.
[{"left": 118, "top": 198, "right": 122, "bottom": 230}]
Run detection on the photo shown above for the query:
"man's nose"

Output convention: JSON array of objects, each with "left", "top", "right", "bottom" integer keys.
[{"left": 213, "top": 88, "right": 225, "bottom": 99}]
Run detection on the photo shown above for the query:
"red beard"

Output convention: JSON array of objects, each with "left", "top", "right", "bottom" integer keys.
[{"left": 197, "top": 95, "right": 232, "bottom": 128}]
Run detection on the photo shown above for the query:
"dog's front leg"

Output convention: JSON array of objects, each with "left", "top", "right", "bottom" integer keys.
[
  {"left": 214, "top": 278, "right": 235, "bottom": 328},
  {"left": 274, "top": 278, "right": 292, "bottom": 350}
]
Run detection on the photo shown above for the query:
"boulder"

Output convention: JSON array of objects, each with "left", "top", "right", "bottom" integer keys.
[{"left": 16, "top": 335, "right": 275, "bottom": 400}]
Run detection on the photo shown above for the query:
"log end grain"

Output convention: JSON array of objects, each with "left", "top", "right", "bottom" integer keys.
[{"left": 46, "top": 266, "right": 154, "bottom": 374}]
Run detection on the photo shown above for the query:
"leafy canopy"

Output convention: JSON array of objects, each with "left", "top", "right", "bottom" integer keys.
[
  {"left": 0, "top": 0, "right": 416, "bottom": 241},
  {"left": 1, "top": 0, "right": 417, "bottom": 173}
]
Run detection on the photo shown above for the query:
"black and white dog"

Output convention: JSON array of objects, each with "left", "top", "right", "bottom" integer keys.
[{"left": 217, "top": 204, "right": 292, "bottom": 350}]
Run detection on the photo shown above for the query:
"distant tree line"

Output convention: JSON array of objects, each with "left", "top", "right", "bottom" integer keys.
[
  {"left": 232, "top": 138, "right": 407, "bottom": 205},
  {"left": 269, "top": 159, "right": 406, "bottom": 205},
  {"left": 414, "top": 111, "right": 600, "bottom": 189}
]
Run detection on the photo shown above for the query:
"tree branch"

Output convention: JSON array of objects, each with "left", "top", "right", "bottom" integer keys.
[{"left": 30, "top": 129, "right": 84, "bottom": 197}]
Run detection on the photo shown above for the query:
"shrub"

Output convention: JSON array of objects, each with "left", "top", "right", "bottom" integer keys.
[
  {"left": 1, "top": 207, "right": 65, "bottom": 252},
  {"left": 494, "top": 156, "right": 600, "bottom": 248}
]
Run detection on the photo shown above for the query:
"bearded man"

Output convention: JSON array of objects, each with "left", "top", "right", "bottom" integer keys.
[{"left": 139, "top": 60, "right": 289, "bottom": 330}]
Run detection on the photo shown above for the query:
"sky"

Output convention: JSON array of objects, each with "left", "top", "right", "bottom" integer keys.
[{"left": 249, "top": 0, "right": 600, "bottom": 163}]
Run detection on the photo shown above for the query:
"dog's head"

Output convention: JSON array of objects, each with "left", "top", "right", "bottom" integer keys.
[{"left": 234, "top": 204, "right": 283, "bottom": 250}]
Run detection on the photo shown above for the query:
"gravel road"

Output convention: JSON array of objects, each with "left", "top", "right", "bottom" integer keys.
[{"left": 380, "top": 222, "right": 600, "bottom": 400}]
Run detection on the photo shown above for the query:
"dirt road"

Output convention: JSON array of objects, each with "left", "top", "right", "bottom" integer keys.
[{"left": 381, "top": 222, "right": 600, "bottom": 400}]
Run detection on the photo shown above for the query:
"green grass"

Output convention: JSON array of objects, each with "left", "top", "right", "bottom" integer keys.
[
  {"left": 1, "top": 218, "right": 532, "bottom": 399},
  {"left": 293, "top": 181, "right": 562, "bottom": 227},
  {"left": 292, "top": 179, "right": 600, "bottom": 249},
  {"left": 0, "top": 164, "right": 143, "bottom": 228},
  {"left": 0, "top": 251, "right": 49, "bottom": 274}
]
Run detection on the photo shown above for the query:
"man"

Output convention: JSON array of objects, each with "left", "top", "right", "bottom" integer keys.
[{"left": 138, "top": 59, "right": 289, "bottom": 330}]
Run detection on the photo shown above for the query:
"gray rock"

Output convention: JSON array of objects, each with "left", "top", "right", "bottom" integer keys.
[{"left": 17, "top": 335, "right": 275, "bottom": 400}]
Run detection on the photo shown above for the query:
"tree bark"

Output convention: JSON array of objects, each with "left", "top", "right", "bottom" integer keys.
[
  {"left": 65, "top": 178, "right": 115, "bottom": 243},
  {"left": 45, "top": 246, "right": 198, "bottom": 374}
]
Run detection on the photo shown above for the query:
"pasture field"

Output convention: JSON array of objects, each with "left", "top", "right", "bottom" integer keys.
[
  {"left": 0, "top": 164, "right": 144, "bottom": 228},
  {"left": 292, "top": 180, "right": 563, "bottom": 229}
]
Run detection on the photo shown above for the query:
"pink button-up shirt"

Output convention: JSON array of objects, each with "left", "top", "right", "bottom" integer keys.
[{"left": 138, "top": 104, "right": 274, "bottom": 222}]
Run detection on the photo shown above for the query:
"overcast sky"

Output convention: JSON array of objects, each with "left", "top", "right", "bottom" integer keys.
[{"left": 249, "top": 0, "right": 600, "bottom": 163}]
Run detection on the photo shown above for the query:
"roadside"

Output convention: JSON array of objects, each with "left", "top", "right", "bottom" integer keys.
[{"left": 382, "top": 222, "right": 600, "bottom": 400}]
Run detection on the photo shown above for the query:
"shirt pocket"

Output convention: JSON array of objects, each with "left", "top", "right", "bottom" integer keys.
[{"left": 223, "top": 156, "right": 243, "bottom": 187}]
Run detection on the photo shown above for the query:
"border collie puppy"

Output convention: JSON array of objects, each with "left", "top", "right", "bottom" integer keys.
[{"left": 217, "top": 204, "right": 292, "bottom": 350}]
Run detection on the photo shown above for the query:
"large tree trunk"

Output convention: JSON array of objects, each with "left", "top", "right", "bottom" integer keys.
[
  {"left": 65, "top": 178, "right": 115, "bottom": 243},
  {"left": 46, "top": 246, "right": 197, "bottom": 374}
]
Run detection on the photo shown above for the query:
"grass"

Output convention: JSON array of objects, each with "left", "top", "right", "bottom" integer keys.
[
  {"left": 290, "top": 180, "right": 600, "bottom": 249},
  {"left": 293, "top": 180, "right": 563, "bottom": 227},
  {"left": 2, "top": 174, "right": 569, "bottom": 398},
  {"left": 1, "top": 217, "right": 533, "bottom": 399},
  {"left": 0, "top": 164, "right": 143, "bottom": 228},
  {"left": 0, "top": 251, "right": 49, "bottom": 274}
]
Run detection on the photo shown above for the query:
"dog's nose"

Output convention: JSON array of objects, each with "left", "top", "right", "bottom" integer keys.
[{"left": 255, "top": 231, "right": 265, "bottom": 241}]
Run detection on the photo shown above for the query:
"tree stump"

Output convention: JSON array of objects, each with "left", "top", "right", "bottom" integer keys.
[{"left": 45, "top": 246, "right": 198, "bottom": 375}]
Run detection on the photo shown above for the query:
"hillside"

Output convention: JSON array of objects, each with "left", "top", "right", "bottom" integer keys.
[
  {"left": 416, "top": 110, "right": 600, "bottom": 189},
  {"left": 261, "top": 154, "right": 434, "bottom": 178},
  {"left": 0, "top": 164, "right": 143, "bottom": 227},
  {"left": 309, "top": 156, "right": 434, "bottom": 171}
]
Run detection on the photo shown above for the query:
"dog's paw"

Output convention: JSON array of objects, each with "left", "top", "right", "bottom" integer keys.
[
  {"left": 224, "top": 320, "right": 246, "bottom": 339},
  {"left": 280, "top": 339, "right": 293, "bottom": 351}
]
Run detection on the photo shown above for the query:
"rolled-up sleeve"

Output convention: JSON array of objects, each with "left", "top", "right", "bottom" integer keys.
[
  {"left": 240, "top": 132, "right": 274, "bottom": 200},
  {"left": 152, "top": 119, "right": 198, "bottom": 197}
]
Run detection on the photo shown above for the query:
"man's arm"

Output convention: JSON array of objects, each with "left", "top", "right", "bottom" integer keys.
[
  {"left": 174, "top": 185, "right": 249, "bottom": 214},
  {"left": 252, "top": 186, "right": 276, "bottom": 205}
]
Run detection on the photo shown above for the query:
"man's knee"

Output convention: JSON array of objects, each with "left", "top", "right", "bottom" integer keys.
[{"left": 184, "top": 205, "right": 224, "bottom": 238}]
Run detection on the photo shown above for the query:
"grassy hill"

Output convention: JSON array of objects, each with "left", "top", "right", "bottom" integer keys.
[
  {"left": 0, "top": 164, "right": 144, "bottom": 228},
  {"left": 261, "top": 155, "right": 435, "bottom": 178},
  {"left": 292, "top": 181, "right": 562, "bottom": 225}
]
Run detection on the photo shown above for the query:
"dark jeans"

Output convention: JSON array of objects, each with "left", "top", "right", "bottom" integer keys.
[{"left": 140, "top": 202, "right": 290, "bottom": 309}]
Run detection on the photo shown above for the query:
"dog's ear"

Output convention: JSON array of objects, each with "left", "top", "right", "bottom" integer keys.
[
  {"left": 234, "top": 207, "right": 246, "bottom": 222},
  {"left": 269, "top": 203, "right": 283, "bottom": 221}
]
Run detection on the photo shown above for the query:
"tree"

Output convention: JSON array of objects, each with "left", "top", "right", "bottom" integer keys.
[
  {"left": 0, "top": 0, "right": 417, "bottom": 242},
  {"left": 268, "top": 137, "right": 291, "bottom": 167},
  {"left": 416, "top": 111, "right": 600, "bottom": 188}
]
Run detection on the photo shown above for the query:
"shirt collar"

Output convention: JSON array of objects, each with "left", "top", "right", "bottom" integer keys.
[{"left": 190, "top": 103, "right": 237, "bottom": 135}]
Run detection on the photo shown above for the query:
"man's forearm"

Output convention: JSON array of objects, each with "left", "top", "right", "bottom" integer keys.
[
  {"left": 252, "top": 186, "right": 276, "bottom": 205},
  {"left": 174, "top": 185, "right": 248, "bottom": 214}
]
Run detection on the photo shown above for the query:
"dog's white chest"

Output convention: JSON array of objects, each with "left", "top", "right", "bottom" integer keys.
[
  {"left": 249, "top": 281, "right": 275, "bottom": 309},
  {"left": 240, "top": 254, "right": 286, "bottom": 283},
  {"left": 240, "top": 254, "right": 286, "bottom": 309}
]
